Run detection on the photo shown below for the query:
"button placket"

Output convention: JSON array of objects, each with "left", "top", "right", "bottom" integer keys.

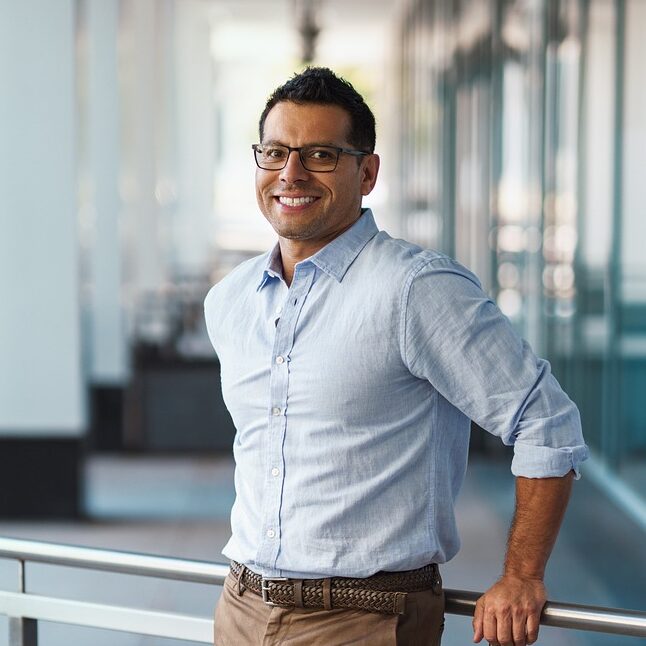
[{"left": 257, "top": 265, "right": 315, "bottom": 569}]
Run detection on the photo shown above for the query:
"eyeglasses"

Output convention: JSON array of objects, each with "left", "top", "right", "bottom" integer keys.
[{"left": 252, "top": 143, "right": 369, "bottom": 172}]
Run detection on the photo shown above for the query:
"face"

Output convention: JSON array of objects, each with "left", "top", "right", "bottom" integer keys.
[{"left": 256, "top": 101, "right": 379, "bottom": 256}]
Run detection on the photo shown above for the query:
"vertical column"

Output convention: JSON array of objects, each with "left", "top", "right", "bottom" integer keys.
[
  {"left": 133, "top": 0, "right": 165, "bottom": 295},
  {"left": 85, "top": 0, "right": 129, "bottom": 449},
  {"left": 524, "top": 0, "right": 547, "bottom": 355},
  {"left": 621, "top": 0, "right": 646, "bottom": 288},
  {"left": 173, "top": 0, "right": 215, "bottom": 274},
  {"left": 8, "top": 618, "right": 37, "bottom": 646},
  {"left": 0, "top": 0, "right": 84, "bottom": 516},
  {"left": 581, "top": 0, "right": 616, "bottom": 455},
  {"left": 8, "top": 560, "right": 37, "bottom": 646},
  {"left": 618, "top": 0, "right": 646, "bottom": 459}
]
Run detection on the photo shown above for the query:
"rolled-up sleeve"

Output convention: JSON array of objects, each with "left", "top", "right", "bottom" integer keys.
[{"left": 401, "top": 256, "right": 588, "bottom": 478}]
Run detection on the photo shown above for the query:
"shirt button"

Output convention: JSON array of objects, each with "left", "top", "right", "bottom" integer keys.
[
  {"left": 275, "top": 305, "right": 282, "bottom": 314},
  {"left": 272, "top": 407, "right": 281, "bottom": 416},
  {"left": 266, "top": 529, "right": 276, "bottom": 539},
  {"left": 275, "top": 355, "right": 285, "bottom": 364},
  {"left": 271, "top": 467, "right": 280, "bottom": 477}
]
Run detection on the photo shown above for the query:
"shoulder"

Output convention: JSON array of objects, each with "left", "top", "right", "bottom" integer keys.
[
  {"left": 203, "top": 251, "right": 271, "bottom": 352},
  {"left": 205, "top": 252, "right": 270, "bottom": 305},
  {"left": 204, "top": 250, "right": 271, "bottom": 323},
  {"left": 363, "top": 232, "right": 482, "bottom": 290}
]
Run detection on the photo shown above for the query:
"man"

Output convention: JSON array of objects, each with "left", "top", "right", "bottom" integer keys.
[{"left": 205, "top": 67, "right": 588, "bottom": 646}]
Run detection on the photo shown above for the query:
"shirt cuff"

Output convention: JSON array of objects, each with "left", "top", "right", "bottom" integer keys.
[{"left": 511, "top": 442, "right": 589, "bottom": 479}]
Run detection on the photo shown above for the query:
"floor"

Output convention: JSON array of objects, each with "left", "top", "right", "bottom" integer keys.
[{"left": 0, "top": 454, "right": 645, "bottom": 646}]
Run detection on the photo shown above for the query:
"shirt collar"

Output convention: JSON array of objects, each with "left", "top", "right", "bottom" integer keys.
[
  {"left": 257, "top": 244, "right": 284, "bottom": 291},
  {"left": 257, "top": 209, "right": 379, "bottom": 290}
]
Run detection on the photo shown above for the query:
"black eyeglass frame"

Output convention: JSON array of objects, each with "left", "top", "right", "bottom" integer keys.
[{"left": 252, "top": 143, "right": 370, "bottom": 172}]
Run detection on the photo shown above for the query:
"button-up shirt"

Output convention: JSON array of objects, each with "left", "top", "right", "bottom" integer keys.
[{"left": 204, "top": 209, "right": 588, "bottom": 579}]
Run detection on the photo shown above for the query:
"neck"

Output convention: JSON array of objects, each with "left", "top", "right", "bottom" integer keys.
[
  {"left": 278, "top": 214, "right": 362, "bottom": 286},
  {"left": 278, "top": 239, "right": 323, "bottom": 286}
]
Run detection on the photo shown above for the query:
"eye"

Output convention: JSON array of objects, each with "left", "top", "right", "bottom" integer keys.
[
  {"left": 263, "top": 146, "right": 287, "bottom": 160},
  {"left": 307, "top": 147, "right": 335, "bottom": 161}
]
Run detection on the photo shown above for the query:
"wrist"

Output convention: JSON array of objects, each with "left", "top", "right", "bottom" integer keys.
[{"left": 502, "top": 568, "right": 545, "bottom": 582}]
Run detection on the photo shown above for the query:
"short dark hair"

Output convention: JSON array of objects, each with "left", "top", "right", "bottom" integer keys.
[{"left": 259, "top": 67, "right": 376, "bottom": 153}]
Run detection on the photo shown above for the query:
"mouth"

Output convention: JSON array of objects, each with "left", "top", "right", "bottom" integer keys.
[{"left": 274, "top": 195, "right": 320, "bottom": 209}]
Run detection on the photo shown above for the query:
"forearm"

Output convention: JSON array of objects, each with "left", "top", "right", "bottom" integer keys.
[
  {"left": 504, "top": 471, "right": 574, "bottom": 580},
  {"left": 473, "top": 470, "right": 575, "bottom": 645}
]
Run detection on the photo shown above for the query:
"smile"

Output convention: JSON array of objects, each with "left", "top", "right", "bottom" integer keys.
[{"left": 277, "top": 196, "right": 318, "bottom": 206}]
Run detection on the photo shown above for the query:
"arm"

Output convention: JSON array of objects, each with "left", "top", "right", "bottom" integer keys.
[
  {"left": 472, "top": 471, "right": 574, "bottom": 646},
  {"left": 400, "top": 260, "right": 586, "bottom": 643}
]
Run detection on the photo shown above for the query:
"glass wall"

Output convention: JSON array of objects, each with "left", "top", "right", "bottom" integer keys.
[
  {"left": 397, "top": 0, "right": 646, "bottom": 513},
  {"left": 611, "top": 0, "right": 646, "bottom": 489}
]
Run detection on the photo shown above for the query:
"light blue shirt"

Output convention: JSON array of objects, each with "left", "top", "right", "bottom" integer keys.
[{"left": 204, "top": 209, "right": 588, "bottom": 579}]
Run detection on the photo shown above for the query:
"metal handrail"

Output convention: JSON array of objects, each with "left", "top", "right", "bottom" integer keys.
[
  {"left": 0, "top": 536, "right": 229, "bottom": 584},
  {"left": 1, "top": 536, "right": 646, "bottom": 640}
]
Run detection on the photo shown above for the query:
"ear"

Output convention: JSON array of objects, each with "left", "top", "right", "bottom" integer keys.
[{"left": 360, "top": 154, "right": 380, "bottom": 196}]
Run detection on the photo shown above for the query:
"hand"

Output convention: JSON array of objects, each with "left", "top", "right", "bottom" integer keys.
[{"left": 472, "top": 574, "right": 547, "bottom": 646}]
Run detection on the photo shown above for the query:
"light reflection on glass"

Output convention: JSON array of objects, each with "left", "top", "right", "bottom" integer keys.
[
  {"left": 542, "top": 224, "right": 577, "bottom": 263},
  {"left": 497, "top": 288, "right": 523, "bottom": 319},
  {"left": 497, "top": 225, "right": 527, "bottom": 253},
  {"left": 497, "top": 262, "right": 520, "bottom": 289}
]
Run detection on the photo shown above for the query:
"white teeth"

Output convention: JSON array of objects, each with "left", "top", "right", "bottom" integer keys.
[{"left": 278, "top": 196, "right": 316, "bottom": 206}]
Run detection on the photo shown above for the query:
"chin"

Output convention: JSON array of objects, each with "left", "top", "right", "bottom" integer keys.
[
  {"left": 269, "top": 214, "right": 320, "bottom": 237},
  {"left": 274, "top": 226, "right": 315, "bottom": 240}
]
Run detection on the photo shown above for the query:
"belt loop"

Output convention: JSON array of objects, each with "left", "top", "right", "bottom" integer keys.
[
  {"left": 431, "top": 564, "right": 442, "bottom": 595},
  {"left": 393, "top": 592, "right": 407, "bottom": 615},
  {"left": 293, "top": 580, "right": 304, "bottom": 608},
  {"left": 236, "top": 564, "right": 247, "bottom": 596},
  {"left": 322, "top": 578, "right": 332, "bottom": 610}
]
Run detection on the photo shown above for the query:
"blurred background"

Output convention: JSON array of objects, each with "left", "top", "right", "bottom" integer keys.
[{"left": 0, "top": 0, "right": 645, "bottom": 644}]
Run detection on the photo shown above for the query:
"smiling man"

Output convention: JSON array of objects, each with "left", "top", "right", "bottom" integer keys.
[
  {"left": 254, "top": 100, "right": 379, "bottom": 283},
  {"left": 204, "top": 67, "right": 588, "bottom": 646}
]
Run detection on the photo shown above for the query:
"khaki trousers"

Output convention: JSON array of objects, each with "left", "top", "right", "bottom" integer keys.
[{"left": 214, "top": 572, "right": 445, "bottom": 646}]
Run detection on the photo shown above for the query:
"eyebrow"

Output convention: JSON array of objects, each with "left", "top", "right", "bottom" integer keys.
[{"left": 261, "top": 140, "right": 344, "bottom": 148}]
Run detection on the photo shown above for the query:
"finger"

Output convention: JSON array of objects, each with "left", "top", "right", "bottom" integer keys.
[
  {"left": 495, "top": 608, "right": 513, "bottom": 646},
  {"left": 483, "top": 607, "right": 498, "bottom": 645},
  {"left": 512, "top": 610, "right": 528, "bottom": 646},
  {"left": 525, "top": 611, "right": 540, "bottom": 645},
  {"left": 472, "top": 598, "right": 485, "bottom": 642}
]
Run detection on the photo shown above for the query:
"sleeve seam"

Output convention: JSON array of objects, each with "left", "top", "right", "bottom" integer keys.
[
  {"left": 398, "top": 254, "right": 482, "bottom": 371},
  {"left": 399, "top": 256, "right": 439, "bottom": 370}
]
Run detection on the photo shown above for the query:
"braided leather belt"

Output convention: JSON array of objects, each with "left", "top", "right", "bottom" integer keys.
[{"left": 230, "top": 561, "right": 442, "bottom": 615}]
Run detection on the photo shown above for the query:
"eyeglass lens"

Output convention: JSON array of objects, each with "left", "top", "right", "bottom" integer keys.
[{"left": 255, "top": 145, "right": 339, "bottom": 171}]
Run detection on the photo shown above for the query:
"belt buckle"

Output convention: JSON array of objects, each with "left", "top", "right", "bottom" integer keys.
[{"left": 261, "top": 577, "right": 288, "bottom": 606}]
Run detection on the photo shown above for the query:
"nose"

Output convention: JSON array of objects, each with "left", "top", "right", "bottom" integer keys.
[{"left": 279, "top": 149, "right": 309, "bottom": 183}]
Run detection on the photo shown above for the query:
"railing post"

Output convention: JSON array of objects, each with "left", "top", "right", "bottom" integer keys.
[{"left": 7, "top": 560, "right": 37, "bottom": 646}]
